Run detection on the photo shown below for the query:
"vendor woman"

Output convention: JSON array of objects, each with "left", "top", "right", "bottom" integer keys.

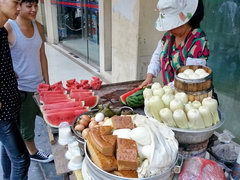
[{"left": 140, "top": 0, "right": 210, "bottom": 88}]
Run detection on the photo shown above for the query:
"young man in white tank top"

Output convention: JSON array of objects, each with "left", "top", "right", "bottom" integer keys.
[{"left": 5, "top": 0, "right": 53, "bottom": 163}]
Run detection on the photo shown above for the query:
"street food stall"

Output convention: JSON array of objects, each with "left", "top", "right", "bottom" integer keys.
[{"left": 33, "top": 67, "right": 238, "bottom": 180}]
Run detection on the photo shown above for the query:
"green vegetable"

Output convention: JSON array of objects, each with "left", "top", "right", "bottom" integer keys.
[
  {"left": 143, "top": 88, "right": 153, "bottom": 100},
  {"left": 148, "top": 96, "right": 164, "bottom": 122},
  {"left": 100, "top": 103, "right": 116, "bottom": 117}
]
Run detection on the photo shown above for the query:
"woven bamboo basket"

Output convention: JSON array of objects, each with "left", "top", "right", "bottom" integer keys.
[{"left": 174, "top": 65, "right": 212, "bottom": 92}]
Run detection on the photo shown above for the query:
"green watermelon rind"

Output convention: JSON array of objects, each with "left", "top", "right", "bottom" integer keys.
[
  {"left": 126, "top": 88, "right": 145, "bottom": 108},
  {"left": 119, "top": 88, "right": 141, "bottom": 105}
]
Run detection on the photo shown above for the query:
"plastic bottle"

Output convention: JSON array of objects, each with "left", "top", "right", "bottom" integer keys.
[{"left": 231, "top": 152, "right": 240, "bottom": 180}]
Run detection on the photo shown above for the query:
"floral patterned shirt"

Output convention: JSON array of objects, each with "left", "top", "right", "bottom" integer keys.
[{"left": 160, "top": 28, "right": 210, "bottom": 84}]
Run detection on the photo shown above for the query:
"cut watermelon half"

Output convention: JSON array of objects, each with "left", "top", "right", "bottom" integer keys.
[
  {"left": 119, "top": 87, "right": 141, "bottom": 105},
  {"left": 78, "top": 96, "right": 99, "bottom": 109}
]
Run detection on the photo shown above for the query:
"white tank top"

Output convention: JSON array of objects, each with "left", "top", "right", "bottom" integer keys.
[{"left": 8, "top": 19, "right": 43, "bottom": 92}]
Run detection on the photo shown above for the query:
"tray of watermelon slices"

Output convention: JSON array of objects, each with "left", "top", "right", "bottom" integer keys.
[
  {"left": 36, "top": 77, "right": 102, "bottom": 128},
  {"left": 35, "top": 78, "right": 144, "bottom": 128}
]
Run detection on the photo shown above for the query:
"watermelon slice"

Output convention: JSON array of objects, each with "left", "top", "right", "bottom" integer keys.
[
  {"left": 66, "top": 78, "right": 76, "bottom": 85},
  {"left": 37, "top": 83, "right": 50, "bottom": 93},
  {"left": 119, "top": 88, "right": 141, "bottom": 105},
  {"left": 44, "top": 109, "right": 89, "bottom": 127},
  {"left": 70, "top": 91, "right": 94, "bottom": 100},
  {"left": 70, "top": 89, "right": 92, "bottom": 93},
  {"left": 41, "top": 101, "right": 84, "bottom": 111},
  {"left": 39, "top": 90, "right": 65, "bottom": 96},
  {"left": 50, "top": 81, "right": 63, "bottom": 89},
  {"left": 45, "top": 106, "right": 88, "bottom": 114},
  {"left": 42, "top": 98, "right": 74, "bottom": 105},
  {"left": 78, "top": 96, "right": 99, "bottom": 108},
  {"left": 44, "top": 111, "right": 76, "bottom": 126},
  {"left": 74, "top": 109, "right": 88, "bottom": 116}
]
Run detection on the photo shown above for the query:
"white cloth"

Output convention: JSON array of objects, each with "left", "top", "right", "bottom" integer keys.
[
  {"left": 147, "top": 40, "right": 163, "bottom": 77},
  {"left": 186, "top": 57, "right": 207, "bottom": 66}
]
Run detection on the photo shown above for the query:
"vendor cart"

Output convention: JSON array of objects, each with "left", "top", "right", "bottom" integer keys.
[{"left": 33, "top": 80, "right": 143, "bottom": 180}]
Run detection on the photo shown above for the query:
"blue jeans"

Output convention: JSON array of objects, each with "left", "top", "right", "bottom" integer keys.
[{"left": 0, "top": 120, "right": 30, "bottom": 180}]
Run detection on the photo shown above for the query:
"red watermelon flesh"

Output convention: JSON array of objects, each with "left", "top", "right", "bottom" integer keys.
[
  {"left": 45, "top": 106, "right": 88, "bottom": 114},
  {"left": 119, "top": 88, "right": 141, "bottom": 105},
  {"left": 74, "top": 109, "right": 88, "bottom": 116},
  {"left": 40, "top": 94, "right": 67, "bottom": 102},
  {"left": 39, "top": 90, "right": 65, "bottom": 96},
  {"left": 66, "top": 78, "right": 76, "bottom": 85},
  {"left": 42, "top": 101, "right": 84, "bottom": 111},
  {"left": 44, "top": 111, "right": 76, "bottom": 126},
  {"left": 42, "top": 98, "right": 73, "bottom": 105},
  {"left": 44, "top": 108, "right": 89, "bottom": 126},
  {"left": 78, "top": 96, "right": 98, "bottom": 108},
  {"left": 37, "top": 83, "right": 50, "bottom": 92},
  {"left": 70, "top": 89, "right": 92, "bottom": 93},
  {"left": 50, "top": 81, "right": 63, "bottom": 89},
  {"left": 70, "top": 92, "right": 93, "bottom": 100}
]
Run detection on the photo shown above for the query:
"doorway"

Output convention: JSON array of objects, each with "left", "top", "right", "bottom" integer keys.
[{"left": 53, "top": 0, "right": 99, "bottom": 68}]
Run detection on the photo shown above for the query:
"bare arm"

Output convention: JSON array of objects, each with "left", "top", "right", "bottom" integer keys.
[
  {"left": 36, "top": 21, "right": 49, "bottom": 84},
  {"left": 4, "top": 22, "right": 15, "bottom": 46}
]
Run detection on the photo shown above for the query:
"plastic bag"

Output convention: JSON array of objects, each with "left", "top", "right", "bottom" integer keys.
[
  {"left": 132, "top": 115, "right": 178, "bottom": 178},
  {"left": 179, "top": 157, "right": 226, "bottom": 180},
  {"left": 210, "top": 130, "right": 240, "bottom": 163}
]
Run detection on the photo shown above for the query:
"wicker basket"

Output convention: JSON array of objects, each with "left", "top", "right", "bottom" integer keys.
[{"left": 174, "top": 65, "right": 212, "bottom": 92}]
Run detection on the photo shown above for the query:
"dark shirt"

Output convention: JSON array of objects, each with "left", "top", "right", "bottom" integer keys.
[{"left": 0, "top": 27, "right": 20, "bottom": 121}]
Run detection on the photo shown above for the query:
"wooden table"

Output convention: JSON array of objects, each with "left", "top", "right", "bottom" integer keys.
[{"left": 33, "top": 94, "right": 83, "bottom": 180}]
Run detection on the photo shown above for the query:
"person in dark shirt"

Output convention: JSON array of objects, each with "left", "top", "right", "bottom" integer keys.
[{"left": 0, "top": 0, "right": 30, "bottom": 179}]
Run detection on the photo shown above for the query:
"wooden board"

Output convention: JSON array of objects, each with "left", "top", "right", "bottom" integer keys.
[{"left": 93, "top": 80, "right": 142, "bottom": 108}]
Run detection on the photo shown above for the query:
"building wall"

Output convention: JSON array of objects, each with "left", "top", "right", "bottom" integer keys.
[
  {"left": 111, "top": 0, "right": 139, "bottom": 82},
  {"left": 137, "top": 0, "right": 164, "bottom": 83},
  {"left": 110, "top": 0, "right": 161, "bottom": 83}
]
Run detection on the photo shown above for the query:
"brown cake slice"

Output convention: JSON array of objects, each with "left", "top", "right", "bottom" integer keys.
[
  {"left": 86, "top": 132, "right": 117, "bottom": 172},
  {"left": 116, "top": 138, "right": 138, "bottom": 171},
  {"left": 112, "top": 116, "right": 134, "bottom": 130},
  {"left": 90, "top": 127, "right": 116, "bottom": 156}
]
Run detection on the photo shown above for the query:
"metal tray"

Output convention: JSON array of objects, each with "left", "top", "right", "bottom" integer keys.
[
  {"left": 145, "top": 107, "right": 224, "bottom": 144},
  {"left": 71, "top": 106, "right": 135, "bottom": 144},
  {"left": 170, "top": 110, "right": 224, "bottom": 144},
  {"left": 71, "top": 109, "right": 99, "bottom": 144}
]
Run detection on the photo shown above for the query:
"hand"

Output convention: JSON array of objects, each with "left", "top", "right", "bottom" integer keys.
[{"left": 139, "top": 74, "right": 153, "bottom": 88}]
